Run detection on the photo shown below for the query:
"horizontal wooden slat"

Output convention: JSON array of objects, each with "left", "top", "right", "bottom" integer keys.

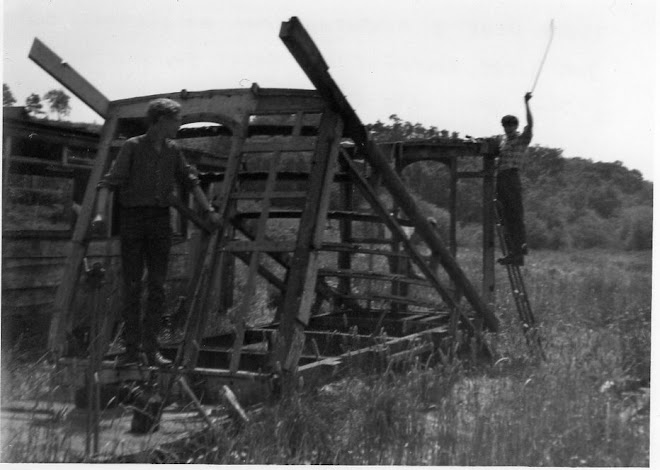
[
  {"left": 222, "top": 240, "right": 296, "bottom": 253},
  {"left": 7, "top": 155, "right": 92, "bottom": 171},
  {"left": 2, "top": 286, "right": 58, "bottom": 308},
  {"left": 229, "top": 191, "right": 307, "bottom": 200},
  {"left": 197, "top": 171, "right": 352, "bottom": 183},
  {"left": 2, "top": 238, "right": 71, "bottom": 258},
  {"left": 319, "top": 242, "right": 413, "bottom": 258},
  {"left": 346, "top": 237, "right": 396, "bottom": 245},
  {"left": 253, "top": 93, "right": 325, "bottom": 114},
  {"left": 242, "top": 136, "right": 317, "bottom": 153},
  {"left": 340, "top": 292, "right": 442, "bottom": 309},
  {"left": 2, "top": 263, "right": 66, "bottom": 289},
  {"left": 317, "top": 269, "right": 432, "bottom": 287}
]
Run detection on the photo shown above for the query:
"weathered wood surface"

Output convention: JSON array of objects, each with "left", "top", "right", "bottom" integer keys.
[
  {"left": 29, "top": 38, "right": 110, "bottom": 118},
  {"left": 279, "top": 16, "right": 499, "bottom": 332},
  {"left": 2, "top": 237, "right": 191, "bottom": 315}
]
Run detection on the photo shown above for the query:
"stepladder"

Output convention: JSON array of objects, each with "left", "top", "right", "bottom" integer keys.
[{"left": 494, "top": 198, "right": 545, "bottom": 359}]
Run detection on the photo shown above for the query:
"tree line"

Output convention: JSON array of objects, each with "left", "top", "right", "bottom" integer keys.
[
  {"left": 3, "top": 83, "right": 71, "bottom": 120},
  {"left": 366, "top": 115, "right": 653, "bottom": 251}
]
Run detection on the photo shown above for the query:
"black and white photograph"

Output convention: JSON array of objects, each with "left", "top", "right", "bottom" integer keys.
[{"left": 1, "top": 0, "right": 654, "bottom": 465}]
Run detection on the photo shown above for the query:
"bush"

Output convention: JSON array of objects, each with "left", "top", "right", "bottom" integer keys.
[
  {"left": 567, "top": 210, "right": 617, "bottom": 249},
  {"left": 618, "top": 205, "right": 653, "bottom": 250}
]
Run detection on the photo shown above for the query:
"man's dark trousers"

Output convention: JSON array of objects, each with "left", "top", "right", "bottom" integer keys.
[
  {"left": 496, "top": 168, "right": 526, "bottom": 256},
  {"left": 119, "top": 207, "right": 171, "bottom": 355}
]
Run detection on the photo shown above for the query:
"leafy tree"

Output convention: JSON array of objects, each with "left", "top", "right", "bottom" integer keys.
[
  {"left": 43, "top": 89, "right": 71, "bottom": 120},
  {"left": 25, "top": 93, "right": 45, "bottom": 117},
  {"left": 3, "top": 83, "right": 16, "bottom": 106}
]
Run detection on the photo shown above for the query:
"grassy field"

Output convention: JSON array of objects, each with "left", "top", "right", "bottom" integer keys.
[{"left": 1, "top": 248, "right": 651, "bottom": 464}]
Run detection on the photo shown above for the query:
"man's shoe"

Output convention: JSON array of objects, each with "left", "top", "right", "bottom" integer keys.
[{"left": 146, "top": 351, "right": 172, "bottom": 367}]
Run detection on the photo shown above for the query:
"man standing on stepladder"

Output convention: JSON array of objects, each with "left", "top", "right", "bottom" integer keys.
[
  {"left": 496, "top": 92, "right": 533, "bottom": 266},
  {"left": 92, "top": 98, "right": 221, "bottom": 367}
]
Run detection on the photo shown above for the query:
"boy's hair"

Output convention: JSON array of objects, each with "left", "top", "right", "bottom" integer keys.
[
  {"left": 146, "top": 98, "right": 182, "bottom": 124},
  {"left": 501, "top": 115, "right": 519, "bottom": 126}
]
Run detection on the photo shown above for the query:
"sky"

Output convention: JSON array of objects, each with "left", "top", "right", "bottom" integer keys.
[{"left": 2, "top": 0, "right": 657, "bottom": 180}]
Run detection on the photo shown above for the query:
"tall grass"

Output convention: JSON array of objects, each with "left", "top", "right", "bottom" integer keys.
[{"left": 1, "top": 249, "right": 651, "bottom": 464}]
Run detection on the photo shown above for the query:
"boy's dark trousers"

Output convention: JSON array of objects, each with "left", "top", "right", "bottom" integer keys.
[
  {"left": 496, "top": 168, "right": 527, "bottom": 256},
  {"left": 119, "top": 206, "right": 171, "bottom": 355}
]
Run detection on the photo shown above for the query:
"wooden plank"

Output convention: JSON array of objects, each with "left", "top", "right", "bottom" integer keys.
[
  {"left": 49, "top": 114, "right": 119, "bottom": 351},
  {"left": 222, "top": 240, "right": 296, "bottom": 253},
  {"left": 338, "top": 156, "right": 353, "bottom": 300},
  {"left": 482, "top": 157, "right": 496, "bottom": 306},
  {"left": 232, "top": 251, "right": 286, "bottom": 291},
  {"left": 339, "top": 293, "right": 442, "bottom": 309},
  {"left": 339, "top": 150, "right": 465, "bottom": 315},
  {"left": 279, "top": 18, "right": 366, "bottom": 143},
  {"left": 279, "top": 16, "right": 498, "bottom": 333},
  {"left": 28, "top": 38, "right": 110, "bottom": 118},
  {"left": 2, "top": 264, "right": 66, "bottom": 289},
  {"left": 230, "top": 218, "right": 366, "bottom": 315},
  {"left": 2, "top": 287, "right": 57, "bottom": 308},
  {"left": 229, "top": 191, "right": 307, "bottom": 200},
  {"left": 230, "top": 153, "right": 281, "bottom": 373},
  {"left": 346, "top": 237, "right": 396, "bottom": 245},
  {"left": 320, "top": 242, "right": 413, "bottom": 258},
  {"left": 254, "top": 93, "right": 325, "bottom": 114},
  {"left": 317, "top": 268, "right": 432, "bottom": 287},
  {"left": 2, "top": 238, "right": 71, "bottom": 258},
  {"left": 297, "top": 326, "right": 449, "bottom": 388},
  {"left": 180, "top": 110, "right": 255, "bottom": 370},
  {"left": 242, "top": 136, "right": 317, "bottom": 153},
  {"left": 275, "top": 110, "right": 343, "bottom": 375}
]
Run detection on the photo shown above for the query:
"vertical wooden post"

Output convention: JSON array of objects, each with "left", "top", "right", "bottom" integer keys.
[
  {"left": 180, "top": 113, "right": 251, "bottom": 369},
  {"left": 337, "top": 156, "right": 352, "bottom": 303},
  {"left": 482, "top": 156, "right": 496, "bottom": 306},
  {"left": 275, "top": 110, "right": 343, "bottom": 379},
  {"left": 390, "top": 143, "right": 409, "bottom": 314},
  {"left": 49, "top": 113, "right": 119, "bottom": 352},
  {"left": 449, "top": 158, "right": 458, "bottom": 258},
  {"left": 3, "top": 135, "right": 13, "bottom": 223}
]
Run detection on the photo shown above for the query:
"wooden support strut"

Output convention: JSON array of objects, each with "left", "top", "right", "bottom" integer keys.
[
  {"left": 279, "top": 16, "right": 499, "bottom": 332},
  {"left": 48, "top": 115, "right": 119, "bottom": 351},
  {"left": 275, "top": 110, "right": 344, "bottom": 376},
  {"left": 29, "top": 38, "right": 110, "bottom": 118}
]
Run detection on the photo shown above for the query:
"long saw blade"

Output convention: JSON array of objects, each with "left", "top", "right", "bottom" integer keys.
[{"left": 530, "top": 19, "right": 555, "bottom": 93}]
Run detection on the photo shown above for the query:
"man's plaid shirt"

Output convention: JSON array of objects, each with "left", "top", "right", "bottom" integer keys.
[{"left": 498, "top": 126, "right": 532, "bottom": 170}]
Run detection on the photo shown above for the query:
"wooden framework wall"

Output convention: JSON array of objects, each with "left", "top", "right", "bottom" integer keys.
[
  {"left": 382, "top": 140, "right": 498, "bottom": 306},
  {"left": 31, "top": 17, "right": 502, "bottom": 401}
]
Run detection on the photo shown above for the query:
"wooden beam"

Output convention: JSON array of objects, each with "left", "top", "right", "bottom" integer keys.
[
  {"left": 279, "top": 17, "right": 366, "bottom": 144},
  {"left": 275, "top": 110, "right": 343, "bottom": 375},
  {"left": 29, "top": 38, "right": 110, "bottom": 118},
  {"left": 48, "top": 115, "right": 119, "bottom": 351},
  {"left": 482, "top": 157, "right": 496, "bottom": 306},
  {"left": 279, "top": 17, "right": 499, "bottom": 332}
]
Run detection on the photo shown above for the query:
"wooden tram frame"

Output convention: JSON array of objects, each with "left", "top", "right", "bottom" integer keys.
[{"left": 31, "top": 17, "right": 504, "bottom": 411}]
